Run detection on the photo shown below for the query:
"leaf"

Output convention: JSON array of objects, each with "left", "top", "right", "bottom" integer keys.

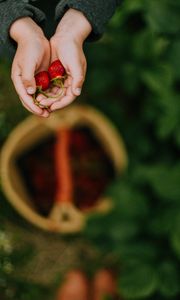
[
  {"left": 116, "top": 242, "right": 158, "bottom": 262},
  {"left": 119, "top": 262, "right": 157, "bottom": 298},
  {"left": 141, "top": 65, "right": 173, "bottom": 94},
  {"left": 171, "top": 218, "right": 180, "bottom": 260},
  {"left": 110, "top": 221, "right": 139, "bottom": 243},
  {"left": 136, "top": 164, "right": 180, "bottom": 202},
  {"left": 156, "top": 93, "right": 180, "bottom": 139},
  {"left": 123, "top": 0, "right": 146, "bottom": 13},
  {"left": 175, "top": 127, "right": 180, "bottom": 147},
  {"left": 145, "top": 0, "right": 180, "bottom": 35},
  {"left": 107, "top": 181, "right": 149, "bottom": 220},
  {"left": 158, "top": 262, "right": 180, "bottom": 297},
  {"left": 168, "top": 40, "right": 180, "bottom": 78},
  {"left": 149, "top": 207, "right": 179, "bottom": 237}
]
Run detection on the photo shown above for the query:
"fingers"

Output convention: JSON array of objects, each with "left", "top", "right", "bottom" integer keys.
[
  {"left": 50, "top": 94, "right": 76, "bottom": 111},
  {"left": 72, "top": 73, "right": 84, "bottom": 96},
  {"left": 40, "top": 109, "right": 50, "bottom": 118},
  {"left": 36, "top": 95, "right": 57, "bottom": 108},
  {"left": 50, "top": 83, "right": 76, "bottom": 111},
  {"left": 38, "top": 85, "right": 66, "bottom": 106},
  {"left": 53, "top": 38, "right": 86, "bottom": 97},
  {"left": 70, "top": 55, "right": 86, "bottom": 96},
  {"left": 19, "top": 96, "right": 50, "bottom": 118},
  {"left": 38, "top": 97, "right": 60, "bottom": 108},
  {"left": 11, "top": 64, "right": 44, "bottom": 116},
  {"left": 20, "top": 59, "right": 37, "bottom": 95},
  {"left": 44, "top": 76, "right": 74, "bottom": 111}
]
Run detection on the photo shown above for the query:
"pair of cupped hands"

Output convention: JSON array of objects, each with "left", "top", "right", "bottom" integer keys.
[{"left": 10, "top": 8, "right": 92, "bottom": 118}]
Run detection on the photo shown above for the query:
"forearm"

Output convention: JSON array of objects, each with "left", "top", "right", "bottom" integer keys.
[
  {"left": 10, "top": 17, "right": 45, "bottom": 44},
  {"left": 55, "top": 8, "right": 92, "bottom": 45},
  {"left": 55, "top": 0, "right": 122, "bottom": 41}
]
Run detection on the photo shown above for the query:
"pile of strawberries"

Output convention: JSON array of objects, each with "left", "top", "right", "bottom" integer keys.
[{"left": 34, "top": 59, "right": 66, "bottom": 106}]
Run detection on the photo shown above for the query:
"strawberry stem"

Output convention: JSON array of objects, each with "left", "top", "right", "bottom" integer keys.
[
  {"left": 50, "top": 76, "right": 66, "bottom": 98},
  {"left": 33, "top": 75, "right": 67, "bottom": 108},
  {"left": 33, "top": 91, "right": 49, "bottom": 109},
  {"left": 51, "top": 77, "right": 64, "bottom": 88}
]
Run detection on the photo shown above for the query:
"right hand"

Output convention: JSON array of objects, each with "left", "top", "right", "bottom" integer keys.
[
  {"left": 10, "top": 17, "right": 51, "bottom": 117},
  {"left": 38, "top": 8, "right": 92, "bottom": 111}
]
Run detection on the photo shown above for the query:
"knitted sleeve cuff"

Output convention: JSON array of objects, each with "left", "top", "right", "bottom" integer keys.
[
  {"left": 0, "top": 0, "right": 46, "bottom": 48},
  {"left": 55, "top": 0, "right": 118, "bottom": 41}
]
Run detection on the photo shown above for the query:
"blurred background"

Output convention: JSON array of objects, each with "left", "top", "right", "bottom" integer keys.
[{"left": 0, "top": 0, "right": 180, "bottom": 299}]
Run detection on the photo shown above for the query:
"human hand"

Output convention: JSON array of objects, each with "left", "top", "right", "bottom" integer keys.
[
  {"left": 10, "top": 17, "right": 51, "bottom": 117},
  {"left": 37, "top": 9, "right": 92, "bottom": 111}
]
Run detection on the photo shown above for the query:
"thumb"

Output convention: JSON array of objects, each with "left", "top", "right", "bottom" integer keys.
[
  {"left": 71, "top": 65, "right": 85, "bottom": 96},
  {"left": 21, "top": 63, "right": 36, "bottom": 95}
]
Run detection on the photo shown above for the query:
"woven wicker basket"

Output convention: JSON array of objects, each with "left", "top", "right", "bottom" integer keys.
[{"left": 0, "top": 105, "right": 127, "bottom": 233}]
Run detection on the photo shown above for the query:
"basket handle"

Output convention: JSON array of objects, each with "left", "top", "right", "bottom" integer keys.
[
  {"left": 49, "top": 128, "right": 84, "bottom": 232},
  {"left": 55, "top": 129, "right": 73, "bottom": 204}
]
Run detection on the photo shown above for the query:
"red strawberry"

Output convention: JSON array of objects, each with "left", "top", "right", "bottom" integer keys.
[
  {"left": 35, "top": 71, "right": 50, "bottom": 91},
  {"left": 33, "top": 71, "right": 50, "bottom": 108},
  {"left": 48, "top": 60, "right": 65, "bottom": 80},
  {"left": 33, "top": 61, "right": 65, "bottom": 108}
]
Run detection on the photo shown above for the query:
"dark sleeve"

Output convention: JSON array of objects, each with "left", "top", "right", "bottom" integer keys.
[
  {"left": 0, "top": 0, "right": 46, "bottom": 49},
  {"left": 55, "top": 0, "right": 122, "bottom": 41}
]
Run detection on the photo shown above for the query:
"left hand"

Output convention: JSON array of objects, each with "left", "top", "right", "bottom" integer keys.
[{"left": 37, "top": 8, "right": 92, "bottom": 111}]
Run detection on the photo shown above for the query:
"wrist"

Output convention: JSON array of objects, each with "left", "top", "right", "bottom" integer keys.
[
  {"left": 10, "top": 17, "right": 45, "bottom": 43},
  {"left": 55, "top": 8, "right": 92, "bottom": 45}
]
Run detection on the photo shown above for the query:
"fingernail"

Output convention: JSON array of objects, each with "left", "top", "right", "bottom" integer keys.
[
  {"left": 40, "top": 101, "right": 48, "bottom": 105},
  {"left": 75, "top": 88, "right": 81, "bottom": 96},
  {"left": 36, "top": 95, "right": 44, "bottom": 101},
  {"left": 27, "top": 87, "right": 35, "bottom": 94}
]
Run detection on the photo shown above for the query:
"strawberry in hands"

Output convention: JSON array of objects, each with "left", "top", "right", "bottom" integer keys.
[
  {"left": 48, "top": 59, "right": 67, "bottom": 98},
  {"left": 35, "top": 71, "right": 50, "bottom": 92},
  {"left": 48, "top": 59, "right": 66, "bottom": 87},
  {"left": 33, "top": 60, "right": 66, "bottom": 108},
  {"left": 33, "top": 71, "right": 50, "bottom": 108}
]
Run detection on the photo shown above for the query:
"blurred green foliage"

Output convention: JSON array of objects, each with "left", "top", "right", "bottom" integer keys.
[
  {"left": 83, "top": 0, "right": 180, "bottom": 299},
  {"left": 0, "top": 0, "right": 180, "bottom": 299}
]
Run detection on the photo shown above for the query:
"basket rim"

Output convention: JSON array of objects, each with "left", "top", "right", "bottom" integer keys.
[{"left": 0, "top": 105, "right": 128, "bottom": 233}]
